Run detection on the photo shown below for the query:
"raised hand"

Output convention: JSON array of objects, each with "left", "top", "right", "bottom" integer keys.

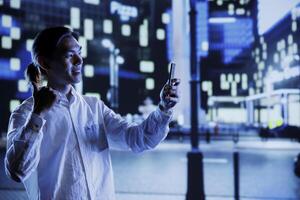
[
  {"left": 32, "top": 82, "right": 57, "bottom": 115},
  {"left": 159, "top": 78, "right": 180, "bottom": 111}
]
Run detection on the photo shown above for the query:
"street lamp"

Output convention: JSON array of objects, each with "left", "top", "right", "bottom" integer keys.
[{"left": 102, "top": 39, "right": 124, "bottom": 112}]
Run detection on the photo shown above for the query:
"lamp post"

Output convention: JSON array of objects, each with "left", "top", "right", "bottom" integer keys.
[
  {"left": 102, "top": 39, "right": 124, "bottom": 112},
  {"left": 186, "top": 0, "right": 205, "bottom": 199}
]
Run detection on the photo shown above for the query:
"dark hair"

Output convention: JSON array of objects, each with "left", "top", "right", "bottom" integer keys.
[{"left": 26, "top": 26, "right": 79, "bottom": 83}]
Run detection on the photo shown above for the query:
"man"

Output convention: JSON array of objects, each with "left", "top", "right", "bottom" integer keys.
[{"left": 5, "top": 26, "right": 180, "bottom": 199}]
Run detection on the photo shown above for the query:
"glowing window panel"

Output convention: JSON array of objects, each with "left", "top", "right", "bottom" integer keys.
[
  {"left": 228, "top": 4, "right": 234, "bottom": 15},
  {"left": 140, "top": 61, "right": 154, "bottom": 73},
  {"left": 241, "top": 76, "right": 248, "bottom": 90},
  {"left": 10, "top": 0, "right": 21, "bottom": 9},
  {"left": 231, "top": 82, "right": 237, "bottom": 96},
  {"left": 162, "top": 13, "right": 170, "bottom": 24},
  {"left": 10, "top": 58, "right": 20, "bottom": 71},
  {"left": 292, "top": 21, "right": 297, "bottom": 32},
  {"left": 18, "top": 79, "right": 28, "bottom": 92},
  {"left": 10, "top": 27, "right": 20, "bottom": 39},
  {"left": 293, "top": 43, "right": 298, "bottom": 53},
  {"left": 262, "top": 43, "right": 267, "bottom": 51},
  {"left": 262, "top": 52, "right": 267, "bottom": 60},
  {"left": 84, "top": 19, "right": 94, "bottom": 40},
  {"left": 10, "top": 99, "right": 20, "bottom": 112},
  {"left": 2, "top": 15, "right": 12, "bottom": 27},
  {"left": 0, "top": 0, "right": 3, "bottom": 5},
  {"left": 121, "top": 24, "right": 131, "bottom": 36},
  {"left": 85, "top": 92, "right": 101, "bottom": 99},
  {"left": 110, "top": 1, "right": 137, "bottom": 21},
  {"left": 288, "top": 34, "right": 293, "bottom": 44},
  {"left": 227, "top": 73, "right": 233, "bottom": 82},
  {"left": 84, "top": 65, "right": 94, "bottom": 77},
  {"left": 156, "top": 29, "right": 165, "bottom": 40},
  {"left": 217, "top": 0, "right": 223, "bottom": 6},
  {"left": 2, "top": 36, "right": 12, "bottom": 49},
  {"left": 70, "top": 7, "right": 80, "bottom": 29},
  {"left": 236, "top": 8, "right": 245, "bottom": 15},
  {"left": 139, "top": 19, "right": 148, "bottom": 47},
  {"left": 78, "top": 36, "right": 87, "bottom": 58},
  {"left": 103, "top": 19, "right": 113, "bottom": 34},
  {"left": 146, "top": 78, "right": 155, "bottom": 90},
  {"left": 201, "top": 41, "right": 209, "bottom": 51},
  {"left": 84, "top": 0, "right": 100, "bottom": 5},
  {"left": 234, "top": 74, "right": 240, "bottom": 82},
  {"left": 202, "top": 81, "right": 207, "bottom": 91},
  {"left": 220, "top": 73, "right": 226, "bottom": 82},
  {"left": 26, "top": 39, "right": 33, "bottom": 52},
  {"left": 273, "top": 53, "right": 279, "bottom": 63},
  {"left": 258, "top": 62, "right": 265, "bottom": 70}
]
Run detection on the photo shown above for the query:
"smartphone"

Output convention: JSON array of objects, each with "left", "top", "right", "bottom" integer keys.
[{"left": 168, "top": 62, "right": 176, "bottom": 85}]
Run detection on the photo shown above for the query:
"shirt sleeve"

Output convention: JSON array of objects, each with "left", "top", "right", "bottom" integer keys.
[
  {"left": 101, "top": 101, "right": 172, "bottom": 153},
  {"left": 5, "top": 105, "right": 45, "bottom": 182}
]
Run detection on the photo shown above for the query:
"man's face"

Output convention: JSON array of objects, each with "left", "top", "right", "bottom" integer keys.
[{"left": 47, "top": 35, "right": 83, "bottom": 85}]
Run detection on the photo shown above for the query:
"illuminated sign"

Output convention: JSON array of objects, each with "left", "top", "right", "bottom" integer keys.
[{"left": 110, "top": 1, "right": 138, "bottom": 21}]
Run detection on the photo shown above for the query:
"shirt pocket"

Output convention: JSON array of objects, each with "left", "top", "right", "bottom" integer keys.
[{"left": 84, "top": 122, "right": 108, "bottom": 152}]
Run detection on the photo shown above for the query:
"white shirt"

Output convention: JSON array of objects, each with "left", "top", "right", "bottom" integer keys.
[{"left": 5, "top": 87, "right": 172, "bottom": 200}]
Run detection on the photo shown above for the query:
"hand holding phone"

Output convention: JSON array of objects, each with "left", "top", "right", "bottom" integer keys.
[{"left": 159, "top": 62, "right": 180, "bottom": 112}]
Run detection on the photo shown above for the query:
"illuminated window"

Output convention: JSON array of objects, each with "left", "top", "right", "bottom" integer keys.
[
  {"left": 273, "top": 53, "right": 279, "bottom": 63},
  {"left": 231, "top": 82, "right": 237, "bottom": 96},
  {"left": 162, "top": 13, "right": 170, "bottom": 24},
  {"left": 201, "top": 41, "right": 209, "bottom": 51},
  {"left": 288, "top": 34, "right": 293, "bottom": 44},
  {"left": 236, "top": 8, "right": 245, "bottom": 15},
  {"left": 228, "top": 4, "right": 234, "bottom": 15},
  {"left": 262, "top": 43, "right": 267, "bottom": 51},
  {"left": 139, "top": 19, "right": 148, "bottom": 47},
  {"left": 2, "top": 36, "right": 12, "bottom": 49},
  {"left": 84, "top": 65, "right": 94, "bottom": 77},
  {"left": 78, "top": 36, "right": 87, "bottom": 58},
  {"left": 0, "top": 0, "right": 3, "bottom": 5},
  {"left": 103, "top": 19, "right": 113, "bottom": 34},
  {"left": 10, "top": 27, "right": 20, "bottom": 39},
  {"left": 156, "top": 29, "right": 165, "bottom": 40},
  {"left": 10, "top": 58, "right": 20, "bottom": 71},
  {"left": 10, "top": 0, "right": 21, "bottom": 9},
  {"left": 10, "top": 100, "right": 20, "bottom": 112},
  {"left": 85, "top": 92, "right": 101, "bottom": 99},
  {"left": 227, "top": 73, "right": 233, "bottom": 82},
  {"left": 220, "top": 73, "right": 226, "bottom": 82},
  {"left": 2, "top": 15, "right": 12, "bottom": 27},
  {"left": 146, "top": 78, "right": 155, "bottom": 90},
  {"left": 293, "top": 43, "right": 298, "bottom": 53},
  {"left": 70, "top": 7, "right": 80, "bottom": 29},
  {"left": 121, "top": 24, "right": 131, "bottom": 36},
  {"left": 84, "top": 19, "right": 94, "bottom": 40},
  {"left": 18, "top": 79, "right": 28, "bottom": 92},
  {"left": 84, "top": 0, "right": 100, "bottom": 5},
  {"left": 292, "top": 21, "right": 297, "bottom": 32},
  {"left": 262, "top": 52, "right": 267, "bottom": 60},
  {"left": 140, "top": 61, "right": 154, "bottom": 73},
  {"left": 241, "top": 76, "right": 248, "bottom": 90},
  {"left": 258, "top": 61, "right": 265, "bottom": 70},
  {"left": 26, "top": 39, "right": 33, "bottom": 52},
  {"left": 217, "top": 0, "right": 223, "bottom": 6},
  {"left": 234, "top": 73, "right": 240, "bottom": 82}
]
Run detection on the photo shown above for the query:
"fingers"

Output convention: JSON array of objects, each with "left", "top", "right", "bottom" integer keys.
[{"left": 170, "top": 78, "right": 180, "bottom": 86}]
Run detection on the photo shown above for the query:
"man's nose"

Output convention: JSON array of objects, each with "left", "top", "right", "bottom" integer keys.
[{"left": 73, "top": 53, "right": 83, "bottom": 65}]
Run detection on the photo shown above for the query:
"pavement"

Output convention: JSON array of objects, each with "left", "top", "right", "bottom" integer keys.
[{"left": 0, "top": 138, "right": 300, "bottom": 200}]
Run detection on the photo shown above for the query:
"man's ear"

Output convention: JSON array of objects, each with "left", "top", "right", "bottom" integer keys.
[{"left": 37, "top": 56, "right": 50, "bottom": 72}]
